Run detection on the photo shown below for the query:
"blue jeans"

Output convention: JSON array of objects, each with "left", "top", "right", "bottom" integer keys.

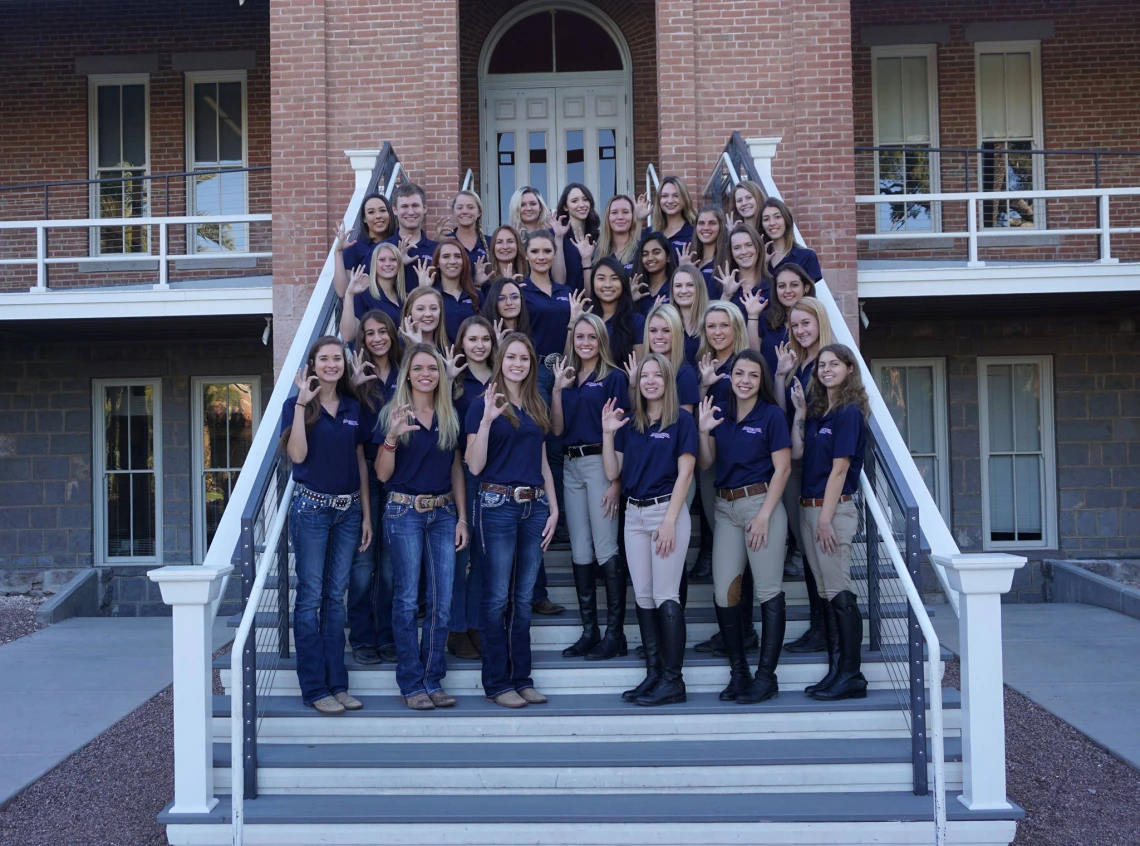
[
  {"left": 478, "top": 489, "right": 549, "bottom": 697},
  {"left": 290, "top": 493, "right": 361, "bottom": 705},
  {"left": 451, "top": 467, "right": 483, "bottom": 632},
  {"left": 534, "top": 367, "right": 561, "bottom": 603},
  {"left": 347, "top": 475, "right": 395, "bottom": 651},
  {"left": 385, "top": 498, "right": 457, "bottom": 697}
]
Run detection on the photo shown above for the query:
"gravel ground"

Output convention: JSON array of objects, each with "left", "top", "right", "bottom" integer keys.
[{"left": 0, "top": 596, "right": 45, "bottom": 646}]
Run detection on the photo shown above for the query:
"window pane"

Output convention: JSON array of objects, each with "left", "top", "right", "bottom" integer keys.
[
  {"left": 981, "top": 142, "right": 1035, "bottom": 228},
  {"left": 487, "top": 13, "right": 553, "bottom": 74},
  {"left": 202, "top": 383, "right": 230, "bottom": 470},
  {"left": 1012, "top": 363, "right": 1041, "bottom": 451},
  {"left": 121, "top": 84, "right": 147, "bottom": 168},
  {"left": 106, "top": 472, "right": 133, "bottom": 557},
  {"left": 978, "top": 53, "right": 1006, "bottom": 140},
  {"left": 877, "top": 147, "right": 933, "bottom": 232},
  {"left": 554, "top": 11, "right": 623, "bottom": 72},
  {"left": 986, "top": 364, "right": 1014, "bottom": 452},
  {"left": 988, "top": 455, "right": 1015, "bottom": 538},
  {"left": 905, "top": 366, "right": 935, "bottom": 453},
  {"left": 204, "top": 470, "right": 232, "bottom": 548},
  {"left": 1014, "top": 455, "right": 1042, "bottom": 538},
  {"left": 914, "top": 456, "right": 938, "bottom": 500},
  {"left": 217, "top": 81, "right": 244, "bottom": 162},
  {"left": 566, "top": 129, "right": 584, "bottom": 186},
  {"left": 901, "top": 56, "right": 930, "bottom": 142},
  {"left": 529, "top": 131, "right": 548, "bottom": 202},
  {"left": 875, "top": 57, "right": 903, "bottom": 144},
  {"left": 129, "top": 385, "right": 154, "bottom": 470},
  {"left": 497, "top": 132, "right": 515, "bottom": 223},
  {"left": 194, "top": 83, "right": 218, "bottom": 164},
  {"left": 878, "top": 365, "right": 909, "bottom": 437},
  {"left": 104, "top": 386, "right": 128, "bottom": 471},
  {"left": 227, "top": 384, "right": 255, "bottom": 467},
  {"left": 598, "top": 129, "right": 617, "bottom": 210},
  {"left": 97, "top": 86, "right": 122, "bottom": 168},
  {"left": 1004, "top": 53, "right": 1034, "bottom": 139}
]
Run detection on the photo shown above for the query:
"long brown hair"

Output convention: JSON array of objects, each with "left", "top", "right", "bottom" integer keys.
[
  {"left": 279, "top": 335, "right": 352, "bottom": 450},
  {"left": 765, "top": 263, "right": 816, "bottom": 332},
  {"left": 453, "top": 315, "right": 498, "bottom": 401},
  {"left": 354, "top": 310, "right": 404, "bottom": 414},
  {"left": 491, "top": 333, "right": 551, "bottom": 433},
  {"left": 695, "top": 203, "right": 730, "bottom": 270},
  {"left": 432, "top": 237, "right": 480, "bottom": 301},
  {"left": 487, "top": 224, "right": 529, "bottom": 278},
  {"left": 760, "top": 197, "right": 797, "bottom": 258},
  {"left": 807, "top": 344, "right": 870, "bottom": 420},
  {"left": 651, "top": 176, "right": 697, "bottom": 232},
  {"left": 728, "top": 349, "right": 779, "bottom": 416},
  {"left": 630, "top": 352, "right": 679, "bottom": 433},
  {"left": 732, "top": 180, "right": 765, "bottom": 229}
]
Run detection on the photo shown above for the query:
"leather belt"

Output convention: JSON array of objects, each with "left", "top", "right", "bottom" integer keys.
[
  {"left": 480, "top": 482, "right": 543, "bottom": 502},
  {"left": 297, "top": 486, "right": 360, "bottom": 510},
  {"left": 717, "top": 482, "right": 768, "bottom": 501},
  {"left": 627, "top": 494, "right": 672, "bottom": 508},
  {"left": 388, "top": 491, "right": 454, "bottom": 512},
  {"left": 564, "top": 443, "right": 603, "bottom": 458},
  {"left": 799, "top": 494, "right": 854, "bottom": 507}
]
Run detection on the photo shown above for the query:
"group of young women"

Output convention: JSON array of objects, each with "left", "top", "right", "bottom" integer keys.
[{"left": 281, "top": 177, "right": 871, "bottom": 714}]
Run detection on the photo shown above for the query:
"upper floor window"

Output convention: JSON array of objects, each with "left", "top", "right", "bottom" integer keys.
[
  {"left": 487, "top": 9, "right": 623, "bottom": 74},
  {"left": 186, "top": 72, "right": 249, "bottom": 252},
  {"left": 976, "top": 42, "right": 1043, "bottom": 228},
  {"left": 89, "top": 75, "right": 150, "bottom": 254}
]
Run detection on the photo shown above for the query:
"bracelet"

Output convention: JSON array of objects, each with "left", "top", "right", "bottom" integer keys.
[
  {"left": 382, "top": 439, "right": 397, "bottom": 452},
  {"left": 747, "top": 317, "right": 759, "bottom": 322},
  {"left": 457, "top": 519, "right": 468, "bottom": 527}
]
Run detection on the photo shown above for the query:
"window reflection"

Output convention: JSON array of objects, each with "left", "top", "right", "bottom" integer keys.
[
  {"left": 566, "top": 130, "right": 585, "bottom": 185},
  {"left": 529, "top": 131, "right": 548, "bottom": 202},
  {"left": 498, "top": 132, "right": 515, "bottom": 224}
]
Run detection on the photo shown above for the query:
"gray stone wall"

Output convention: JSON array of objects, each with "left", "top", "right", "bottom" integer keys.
[
  {"left": 865, "top": 308, "right": 1140, "bottom": 567},
  {"left": 0, "top": 334, "right": 273, "bottom": 614}
]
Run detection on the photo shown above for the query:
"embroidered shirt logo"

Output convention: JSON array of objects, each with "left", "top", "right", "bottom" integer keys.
[
  {"left": 819, "top": 427, "right": 833, "bottom": 435},
  {"left": 741, "top": 426, "right": 763, "bottom": 435},
  {"left": 585, "top": 381, "right": 604, "bottom": 388},
  {"left": 649, "top": 432, "right": 671, "bottom": 440},
  {"left": 343, "top": 419, "right": 359, "bottom": 427}
]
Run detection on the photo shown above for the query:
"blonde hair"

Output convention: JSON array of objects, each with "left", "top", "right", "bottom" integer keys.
[
  {"left": 670, "top": 263, "right": 709, "bottom": 338},
  {"left": 509, "top": 187, "right": 550, "bottom": 233},
  {"left": 368, "top": 241, "right": 407, "bottom": 305},
  {"left": 643, "top": 303, "right": 687, "bottom": 377},
  {"left": 400, "top": 287, "right": 450, "bottom": 350},
  {"left": 696, "top": 302, "right": 748, "bottom": 365},
  {"left": 786, "top": 297, "right": 836, "bottom": 387},
  {"left": 380, "top": 343, "right": 460, "bottom": 451},
  {"left": 595, "top": 194, "right": 643, "bottom": 267},
  {"left": 492, "top": 333, "right": 551, "bottom": 433},
  {"left": 651, "top": 176, "right": 697, "bottom": 233},
  {"left": 565, "top": 313, "right": 616, "bottom": 381},
  {"left": 630, "top": 353, "right": 679, "bottom": 433}
]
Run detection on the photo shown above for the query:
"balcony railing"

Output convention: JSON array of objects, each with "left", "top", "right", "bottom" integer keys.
[{"left": 0, "top": 166, "right": 272, "bottom": 293}]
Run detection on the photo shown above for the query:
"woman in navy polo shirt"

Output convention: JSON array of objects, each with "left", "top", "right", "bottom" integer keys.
[
  {"left": 465, "top": 333, "right": 559, "bottom": 708},
  {"left": 281, "top": 336, "right": 371, "bottom": 715},
  {"left": 759, "top": 264, "right": 816, "bottom": 379},
  {"left": 481, "top": 277, "right": 532, "bottom": 342},
  {"left": 732, "top": 181, "right": 764, "bottom": 232},
  {"left": 790, "top": 343, "right": 868, "bottom": 702},
  {"left": 646, "top": 176, "right": 697, "bottom": 256},
  {"left": 509, "top": 186, "right": 550, "bottom": 236},
  {"left": 345, "top": 311, "right": 402, "bottom": 666},
  {"left": 414, "top": 238, "right": 479, "bottom": 342},
  {"left": 697, "top": 350, "right": 792, "bottom": 704},
  {"left": 591, "top": 257, "right": 644, "bottom": 368},
  {"left": 552, "top": 313, "right": 629, "bottom": 661},
  {"left": 553, "top": 182, "right": 601, "bottom": 295},
  {"left": 693, "top": 205, "right": 730, "bottom": 298},
  {"left": 399, "top": 287, "right": 449, "bottom": 350},
  {"left": 594, "top": 194, "right": 643, "bottom": 272},
  {"left": 447, "top": 315, "right": 497, "bottom": 662},
  {"left": 333, "top": 193, "right": 394, "bottom": 294},
  {"left": 715, "top": 223, "right": 770, "bottom": 318},
  {"left": 669, "top": 264, "right": 709, "bottom": 371},
  {"left": 440, "top": 190, "right": 489, "bottom": 271},
  {"left": 338, "top": 241, "right": 406, "bottom": 341},
  {"left": 760, "top": 198, "right": 822, "bottom": 283},
  {"left": 478, "top": 225, "right": 528, "bottom": 289},
  {"left": 602, "top": 354, "right": 697, "bottom": 706},
  {"left": 375, "top": 344, "right": 468, "bottom": 711},
  {"left": 775, "top": 296, "right": 836, "bottom": 656},
  {"left": 632, "top": 232, "right": 678, "bottom": 315}
]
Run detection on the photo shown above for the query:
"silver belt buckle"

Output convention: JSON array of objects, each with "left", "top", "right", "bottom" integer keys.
[{"left": 332, "top": 494, "right": 353, "bottom": 510}]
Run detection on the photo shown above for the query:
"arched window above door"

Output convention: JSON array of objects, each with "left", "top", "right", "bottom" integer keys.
[{"left": 487, "top": 10, "right": 624, "bottom": 74}]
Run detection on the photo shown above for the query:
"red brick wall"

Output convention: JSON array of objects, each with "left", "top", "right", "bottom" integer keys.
[{"left": 852, "top": 0, "right": 1140, "bottom": 264}]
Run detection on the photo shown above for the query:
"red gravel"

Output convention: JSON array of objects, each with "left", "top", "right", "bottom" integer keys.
[{"left": 0, "top": 596, "right": 45, "bottom": 646}]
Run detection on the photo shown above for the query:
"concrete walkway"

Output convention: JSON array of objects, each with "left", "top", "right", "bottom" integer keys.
[
  {"left": 0, "top": 616, "right": 233, "bottom": 807},
  {"left": 935, "top": 603, "right": 1140, "bottom": 771}
]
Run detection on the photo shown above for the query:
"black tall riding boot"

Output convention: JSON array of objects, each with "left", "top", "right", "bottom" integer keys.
[
  {"left": 689, "top": 496, "right": 713, "bottom": 583},
  {"left": 785, "top": 564, "right": 826, "bottom": 653},
  {"left": 812, "top": 591, "right": 868, "bottom": 701},
  {"left": 712, "top": 568, "right": 758, "bottom": 656},
  {"left": 636, "top": 600, "right": 687, "bottom": 706},
  {"left": 623, "top": 606, "right": 660, "bottom": 702},
  {"left": 714, "top": 602, "right": 751, "bottom": 702},
  {"left": 561, "top": 562, "right": 600, "bottom": 658},
  {"left": 587, "top": 556, "right": 628, "bottom": 660},
  {"left": 804, "top": 595, "right": 840, "bottom": 694},
  {"left": 738, "top": 592, "right": 786, "bottom": 704}
]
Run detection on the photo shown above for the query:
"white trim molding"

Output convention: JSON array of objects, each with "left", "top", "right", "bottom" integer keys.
[
  {"left": 857, "top": 260, "right": 1140, "bottom": 298},
  {"left": 2, "top": 283, "right": 272, "bottom": 320}
]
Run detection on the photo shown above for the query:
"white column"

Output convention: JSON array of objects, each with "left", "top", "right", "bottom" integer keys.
[
  {"left": 745, "top": 136, "right": 782, "bottom": 183},
  {"left": 345, "top": 150, "right": 381, "bottom": 197},
  {"left": 934, "top": 552, "right": 1026, "bottom": 811},
  {"left": 148, "top": 564, "right": 234, "bottom": 815}
]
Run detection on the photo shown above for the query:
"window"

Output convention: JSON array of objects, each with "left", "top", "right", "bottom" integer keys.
[
  {"left": 975, "top": 42, "right": 1043, "bottom": 228},
  {"left": 487, "top": 10, "right": 622, "bottom": 74},
  {"left": 186, "top": 72, "right": 249, "bottom": 252},
  {"left": 93, "top": 380, "right": 162, "bottom": 565},
  {"left": 977, "top": 357, "right": 1056, "bottom": 549},
  {"left": 871, "top": 45, "right": 940, "bottom": 233},
  {"left": 873, "top": 359, "right": 950, "bottom": 522},
  {"left": 89, "top": 75, "right": 150, "bottom": 254},
  {"left": 191, "top": 378, "right": 261, "bottom": 563}
]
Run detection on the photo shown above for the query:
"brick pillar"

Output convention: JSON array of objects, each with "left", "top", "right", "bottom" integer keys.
[
  {"left": 655, "top": 0, "right": 698, "bottom": 187},
  {"left": 421, "top": 0, "right": 461, "bottom": 214}
]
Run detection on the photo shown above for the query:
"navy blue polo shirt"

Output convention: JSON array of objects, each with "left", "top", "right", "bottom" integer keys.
[
  {"left": 563, "top": 231, "right": 587, "bottom": 293},
  {"left": 660, "top": 222, "right": 694, "bottom": 257},
  {"left": 353, "top": 288, "right": 402, "bottom": 327},
  {"left": 342, "top": 238, "right": 382, "bottom": 272},
  {"left": 359, "top": 368, "right": 399, "bottom": 466},
  {"left": 682, "top": 332, "right": 701, "bottom": 370},
  {"left": 616, "top": 409, "right": 698, "bottom": 500},
  {"left": 636, "top": 281, "right": 670, "bottom": 316},
  {"left": 769, "top": 245, "right": 822, "bottom": 282},
  {"left": 701, "top": 263, "right": 721, "bottom": 300},
  {"left": 385, "top": 231, "right": 438, "bottom": 276},
  {"left": 436, "top": 284, "right": 479, "bottom": 342},
  {"left": 465, "top": 399, "right": 546, "bottom": 488},
  {"left": 711, "top": 400, "right": 791, "bottom": 489},
  {"left": 521, "top": 277, "right": 572, "bottom": 358},
  {"left": 453, "top": 370, "right": 489, "bottom": 441},
  {"left": 760, "top": 320, "right": 789, "bottom": 379},
  {"left": 444, "top": 230, "right": 488, "bottom": 271},
  {"left": 560, "top": 368, "right": 628, "bottom": 447},
  {"left": 801, "top": 404, "right": 866, "bottom": 499},
  {"left": 376, "top": 413, "right": 456, "bottom": 496},
  {"left": 706, "top": 355, "right": 736, "bottom": 408},
  {"left": 677, "top": 363, "right": 700, "bottom": 407},
  {"left": 604, "top": 312, "right": 644, "bottom": 362},
  {"left": 784, "top": 358, "right": 817, "bottom": 426},
  {"left": 730, "top": 283, "right": 771, "bottom": 324},
  {"left": 281, "top": 394, "right": 366, "bottom": 495}
]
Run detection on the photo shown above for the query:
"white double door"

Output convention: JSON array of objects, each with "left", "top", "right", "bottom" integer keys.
[{"left": 482, "top": 82, "right": 631, "bottom": 227}]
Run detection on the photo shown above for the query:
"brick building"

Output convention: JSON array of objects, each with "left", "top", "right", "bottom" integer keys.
[{"left": 0, "top": 0, "right": 1137, "bottom": 608}]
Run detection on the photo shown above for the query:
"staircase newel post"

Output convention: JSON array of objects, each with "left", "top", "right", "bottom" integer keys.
[
  {"left": 345, "top": 150, "right": 382, "bottom": 197},
  {"left": 148, "top": 564, "right": 234, "bottom": 814},
  {"left": 933, "top": 553, "right": 1026, "bottom": 812},
  {"left": 745, "top": 137, "right": 782, "bottom": 183}
]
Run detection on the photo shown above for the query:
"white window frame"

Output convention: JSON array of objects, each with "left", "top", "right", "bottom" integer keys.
[
  {"left": 973, "top": 40, "right": 1045, "bottom": 228},
  {"left": 870, "top": 44, "right": 941, "bottom": 234},
  {"left": 184, "top": 70, "right": 250, "bottom": 253},
  {"left": 977, "top": 355, "right": 1057, "bottom": 550},
  {"left": 92, "top": 378, "right": 163, "bottom": 566},
  {"left": 871, "top": 358, "right": 951, "bottom": 523},
  {"left": 88, "top": 73, "right": 152, "bottom": 256},
  {"left": 190, "top": 376, "right": 261, "bottom": 564}
]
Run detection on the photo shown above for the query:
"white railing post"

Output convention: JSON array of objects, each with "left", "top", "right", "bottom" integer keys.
[
  {"left": 966, "top": 199, "right": 982, "bottom": 267},
  {"left": 155, "top": 222, "right": 170, "bottom": 290},
  {"left": 346, "top": 150, "right": 381, "bottom": 197},
  {"left": 1098, "top": 193, "right": 1118, "bottom": 264},
  {"left": 148, "top": 564, "right": 234, "bottom": 815},
  {"left": 934, "top": 552, "right": 1026, "bottom": 812},
  {"left": 745, "top": 137, "right": 781, "bottom": 183},
  {"left": 32, "top": 224, "right": 47, "bottom": 292}
]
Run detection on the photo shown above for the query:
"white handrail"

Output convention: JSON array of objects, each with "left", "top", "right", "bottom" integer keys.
[
  {"left": 861, "top": 471, "right": 947, "bottom": 846},
  {"left": 720, "top": 151, "right": 741, "bottom": 187},
  {"left": 230, "top": 478, "right": 295, "bottom": 846},
  {"left": 384, "top": 162, "right": 403, "bottom": 200},
  {"left": 645, "top": 163, "right": 661, "bottom": 202},
  {"left": 461, "top": 168, "right": 474, "bottom": 192}
]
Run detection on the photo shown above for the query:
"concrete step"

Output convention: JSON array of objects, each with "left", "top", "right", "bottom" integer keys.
[
  {"left": 211, "top": 688, "right": 961, "bottom": 744},
  {"left": 216, "top": 647, "right": 947, "bottom": 697},
  {"left": 161, "top": 791, "right": 1022, "bottom": 845},
  {"left": 210, "top": 736, "right": 964, "bottom": 794}
]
